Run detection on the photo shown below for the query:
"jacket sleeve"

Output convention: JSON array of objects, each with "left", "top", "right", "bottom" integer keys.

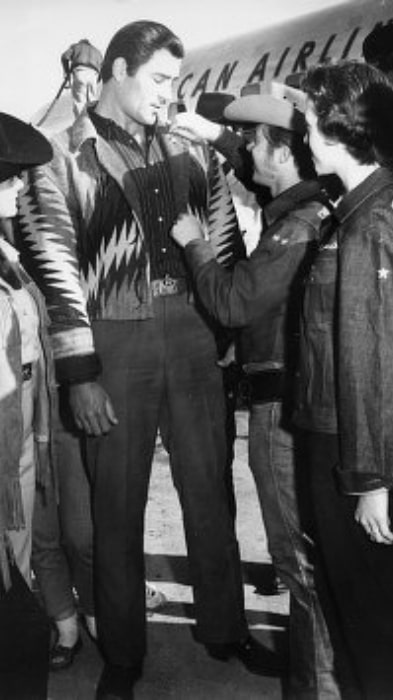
[
  {"left": 203, "top": 145, "right": 246, "bottom": 268},
  {"left": 16, "top": 139, "right": 101, "bottom": 385},
  {"left": 214, "top": 129, "right": 255, "bottom": 191},
  {"left": 337, "top": 206, "right": 393, "bottom": 492},
  {"left": 185, "top": 213, "right": 315, "bottom": 328}
]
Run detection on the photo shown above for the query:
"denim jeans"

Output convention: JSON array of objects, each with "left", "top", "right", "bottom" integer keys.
[
  {"left": 249, "top": 402, "right": 340, "bottom": 699},
  {"left": 32, "top": 393, "right": 94, "bottom": 621}
]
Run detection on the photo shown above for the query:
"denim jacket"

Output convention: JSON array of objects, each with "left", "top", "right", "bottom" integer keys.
[
  {"left": 295, "top": 167, "right": 393, "bottom": 493},
  {"left": 185, "top": 180, "right": 328, "bottom": 386}
]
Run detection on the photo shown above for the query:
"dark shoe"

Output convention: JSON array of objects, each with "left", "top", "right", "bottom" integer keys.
[
  {"left": 95, "top": 663, "right": 142, "bottom": 700},
  {"left": 50, "top": 636, "right": 82, "bottom": 671},
  {"left": 205, "top": 634, "right": 283, "bottom": 676}
]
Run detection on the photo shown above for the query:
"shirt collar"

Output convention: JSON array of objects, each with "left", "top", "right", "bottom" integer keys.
[
  {"left": 264, "top": 179, "right": 323, "bottom": 227},
  {"left": 335, "top": 167, "right": 393, "bottom": 223},
  {"left": 88, "top": 107, "right": 156, "bottom": 148},
  {"left": 69, "top": 104, "right": 158, "bottom": 152}
]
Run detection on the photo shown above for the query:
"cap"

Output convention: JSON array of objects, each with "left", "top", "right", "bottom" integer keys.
[
  {"left": 0, "top": 113, "right": 53, "bottom": 183},
  {"left": 195, "top": 92, "right": 236, "bottom": 124},
  {"left": 61, "top": 39, "right": 103, "bottom": 76},
  {"left": 223, "top": 93, "right": 306, "bottom": 133}
]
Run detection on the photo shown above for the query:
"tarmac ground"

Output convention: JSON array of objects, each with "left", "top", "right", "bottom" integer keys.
[{"left": 48, "top": 411, "right": 289, "bottom": 700}]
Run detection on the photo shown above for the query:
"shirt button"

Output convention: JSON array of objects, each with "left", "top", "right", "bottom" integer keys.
[
  {"left": 161, "top": 247, "right": 167, "bottom": 253},
  {"left": 158, "top": 216, "right": 163, "bottom": 222},
  {"left": 154, "top": 188, "right": 159, "bottom": 194}
]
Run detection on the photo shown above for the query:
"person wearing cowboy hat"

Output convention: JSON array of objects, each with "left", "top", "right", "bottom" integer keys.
[
  {"left": 0, "top": 112, "right": 55, "bottom": 699},
  {"left": 171, "top": 89, "right": 340, "bottom": 699}
]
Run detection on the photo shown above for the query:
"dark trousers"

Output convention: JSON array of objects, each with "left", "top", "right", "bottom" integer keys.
[
  {"left": 306, "top": 432, "right": 393, "bottom": 700},
  {"left": 0, "top": 563, "right": 50, "bottom": 700},
  {"left": 249, "top": 404, "right": 338, "bottom": 698},
  {"left": 88, "top": 294, "right": 247, "bottom": 669}
]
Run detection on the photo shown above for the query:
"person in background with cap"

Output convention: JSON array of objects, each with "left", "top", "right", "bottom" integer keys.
[
  {"left": 295, "top": 59, "right": 393, "bottom": 699},
  {"left": 36, "top": 38, "right": 104, "bottom": 132},
  {"left": 0, "top": 112, "right": 54, "bottom": 699},
  {"left": 171, "top": 90, "right": 339, "bottom": 699},
  {"left": 61, "top": 38, "right": 104, "bottom": 118}
]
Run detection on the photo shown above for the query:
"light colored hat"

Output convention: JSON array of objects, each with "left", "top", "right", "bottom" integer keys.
[{"left": 224, "top": 82, "right": 306, "bottom": 133}]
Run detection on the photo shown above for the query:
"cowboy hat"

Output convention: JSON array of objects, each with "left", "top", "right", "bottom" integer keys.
[{"left": 224, "top": 89, "right": 306, "bottom": 134}]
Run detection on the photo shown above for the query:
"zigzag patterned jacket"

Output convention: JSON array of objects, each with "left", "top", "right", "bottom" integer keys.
[{"left": 16, "top": 109, "right": 244, "bottom": 385}]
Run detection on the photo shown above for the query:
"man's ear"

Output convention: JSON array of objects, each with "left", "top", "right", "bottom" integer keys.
[
  {"left": 112, "top": 57, "right": 128, "bottom": 82},
  {"left": 278, "top": 143, "right": 291, "bottom": 164}
]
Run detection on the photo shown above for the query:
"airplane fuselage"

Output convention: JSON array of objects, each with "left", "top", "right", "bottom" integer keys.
[{"left": 177, "top": 0, "right": 393, "bottom": 106}]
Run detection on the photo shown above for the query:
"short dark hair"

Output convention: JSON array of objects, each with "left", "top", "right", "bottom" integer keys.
[
  {"left": 101, "top": 20, "right": 184, "bottom": 83},
  {"left": 302, "top": 60, "right": 393, "bottom": 167},
  {"left": 262, "top": 123, "right": 316, "bottom": 180}
]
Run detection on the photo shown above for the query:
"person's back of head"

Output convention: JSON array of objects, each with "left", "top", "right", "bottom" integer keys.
[
  {"left": 303, "top": 60, "right": 393, "bottom": 169},
  {"left": 100, "top": 20, "right": 184, "bottom": 83}
]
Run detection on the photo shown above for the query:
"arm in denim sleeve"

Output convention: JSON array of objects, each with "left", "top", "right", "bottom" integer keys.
[
  {"left": 204, "top": 145, "right": 246, "bottom": 267},
  {"left": 185, "top": 213, "right": 315, "bottom": 328}
]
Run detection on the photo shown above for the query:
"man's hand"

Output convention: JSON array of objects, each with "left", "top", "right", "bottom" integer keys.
[
  {"left": 355, "top": 489, "right": 393, "bottom": 544},
  {"left": 69, "top": 381, "right": 118, "bottom": 436},
  {"left": 171, "top": 213, "right": 204, "bottom": 247},
  {"left": 170, "top": 112, "right": 223, "bottom": 144}
]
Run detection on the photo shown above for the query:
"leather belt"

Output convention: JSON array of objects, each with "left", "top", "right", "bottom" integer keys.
[
  {"left": 247, "top": 370, "right": 286, "bottom": 404},
  {"left": 22, "top": 362, "right": 32, "bottom": 382},
  {"left": 151, "top": 275, "right": 187, "bottom": 297}
]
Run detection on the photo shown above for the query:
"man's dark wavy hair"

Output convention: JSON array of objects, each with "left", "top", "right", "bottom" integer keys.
[
  {"left": 302, "top": 61, "right": 393, "bottom": 168},
  {"left": 101, "top": 20, "right": 184, "bottom": 83}
]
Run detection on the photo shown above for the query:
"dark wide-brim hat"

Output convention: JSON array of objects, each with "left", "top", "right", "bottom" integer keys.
[
  {"left": 363, "top": 23, "right": 393, "bottom": 68},
  {"left": 195, "top": 92, "right": 236, "bottom": 124},
  {"left": 0, "top": 112, "right": 53, "bottom": 183}
]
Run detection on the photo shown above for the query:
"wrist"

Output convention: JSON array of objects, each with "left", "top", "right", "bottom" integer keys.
[{"left": 211, "top": 124, "right": 225, "bottom": 143}]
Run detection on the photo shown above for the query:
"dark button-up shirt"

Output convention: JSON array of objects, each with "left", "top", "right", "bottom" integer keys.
[{"left": 90, "top": 110, "right": 187, "bottom": 281}]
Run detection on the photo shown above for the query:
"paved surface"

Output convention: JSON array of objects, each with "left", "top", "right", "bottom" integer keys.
[{"left": 48, "top": 412, "right": 289, "bottom": 699}]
